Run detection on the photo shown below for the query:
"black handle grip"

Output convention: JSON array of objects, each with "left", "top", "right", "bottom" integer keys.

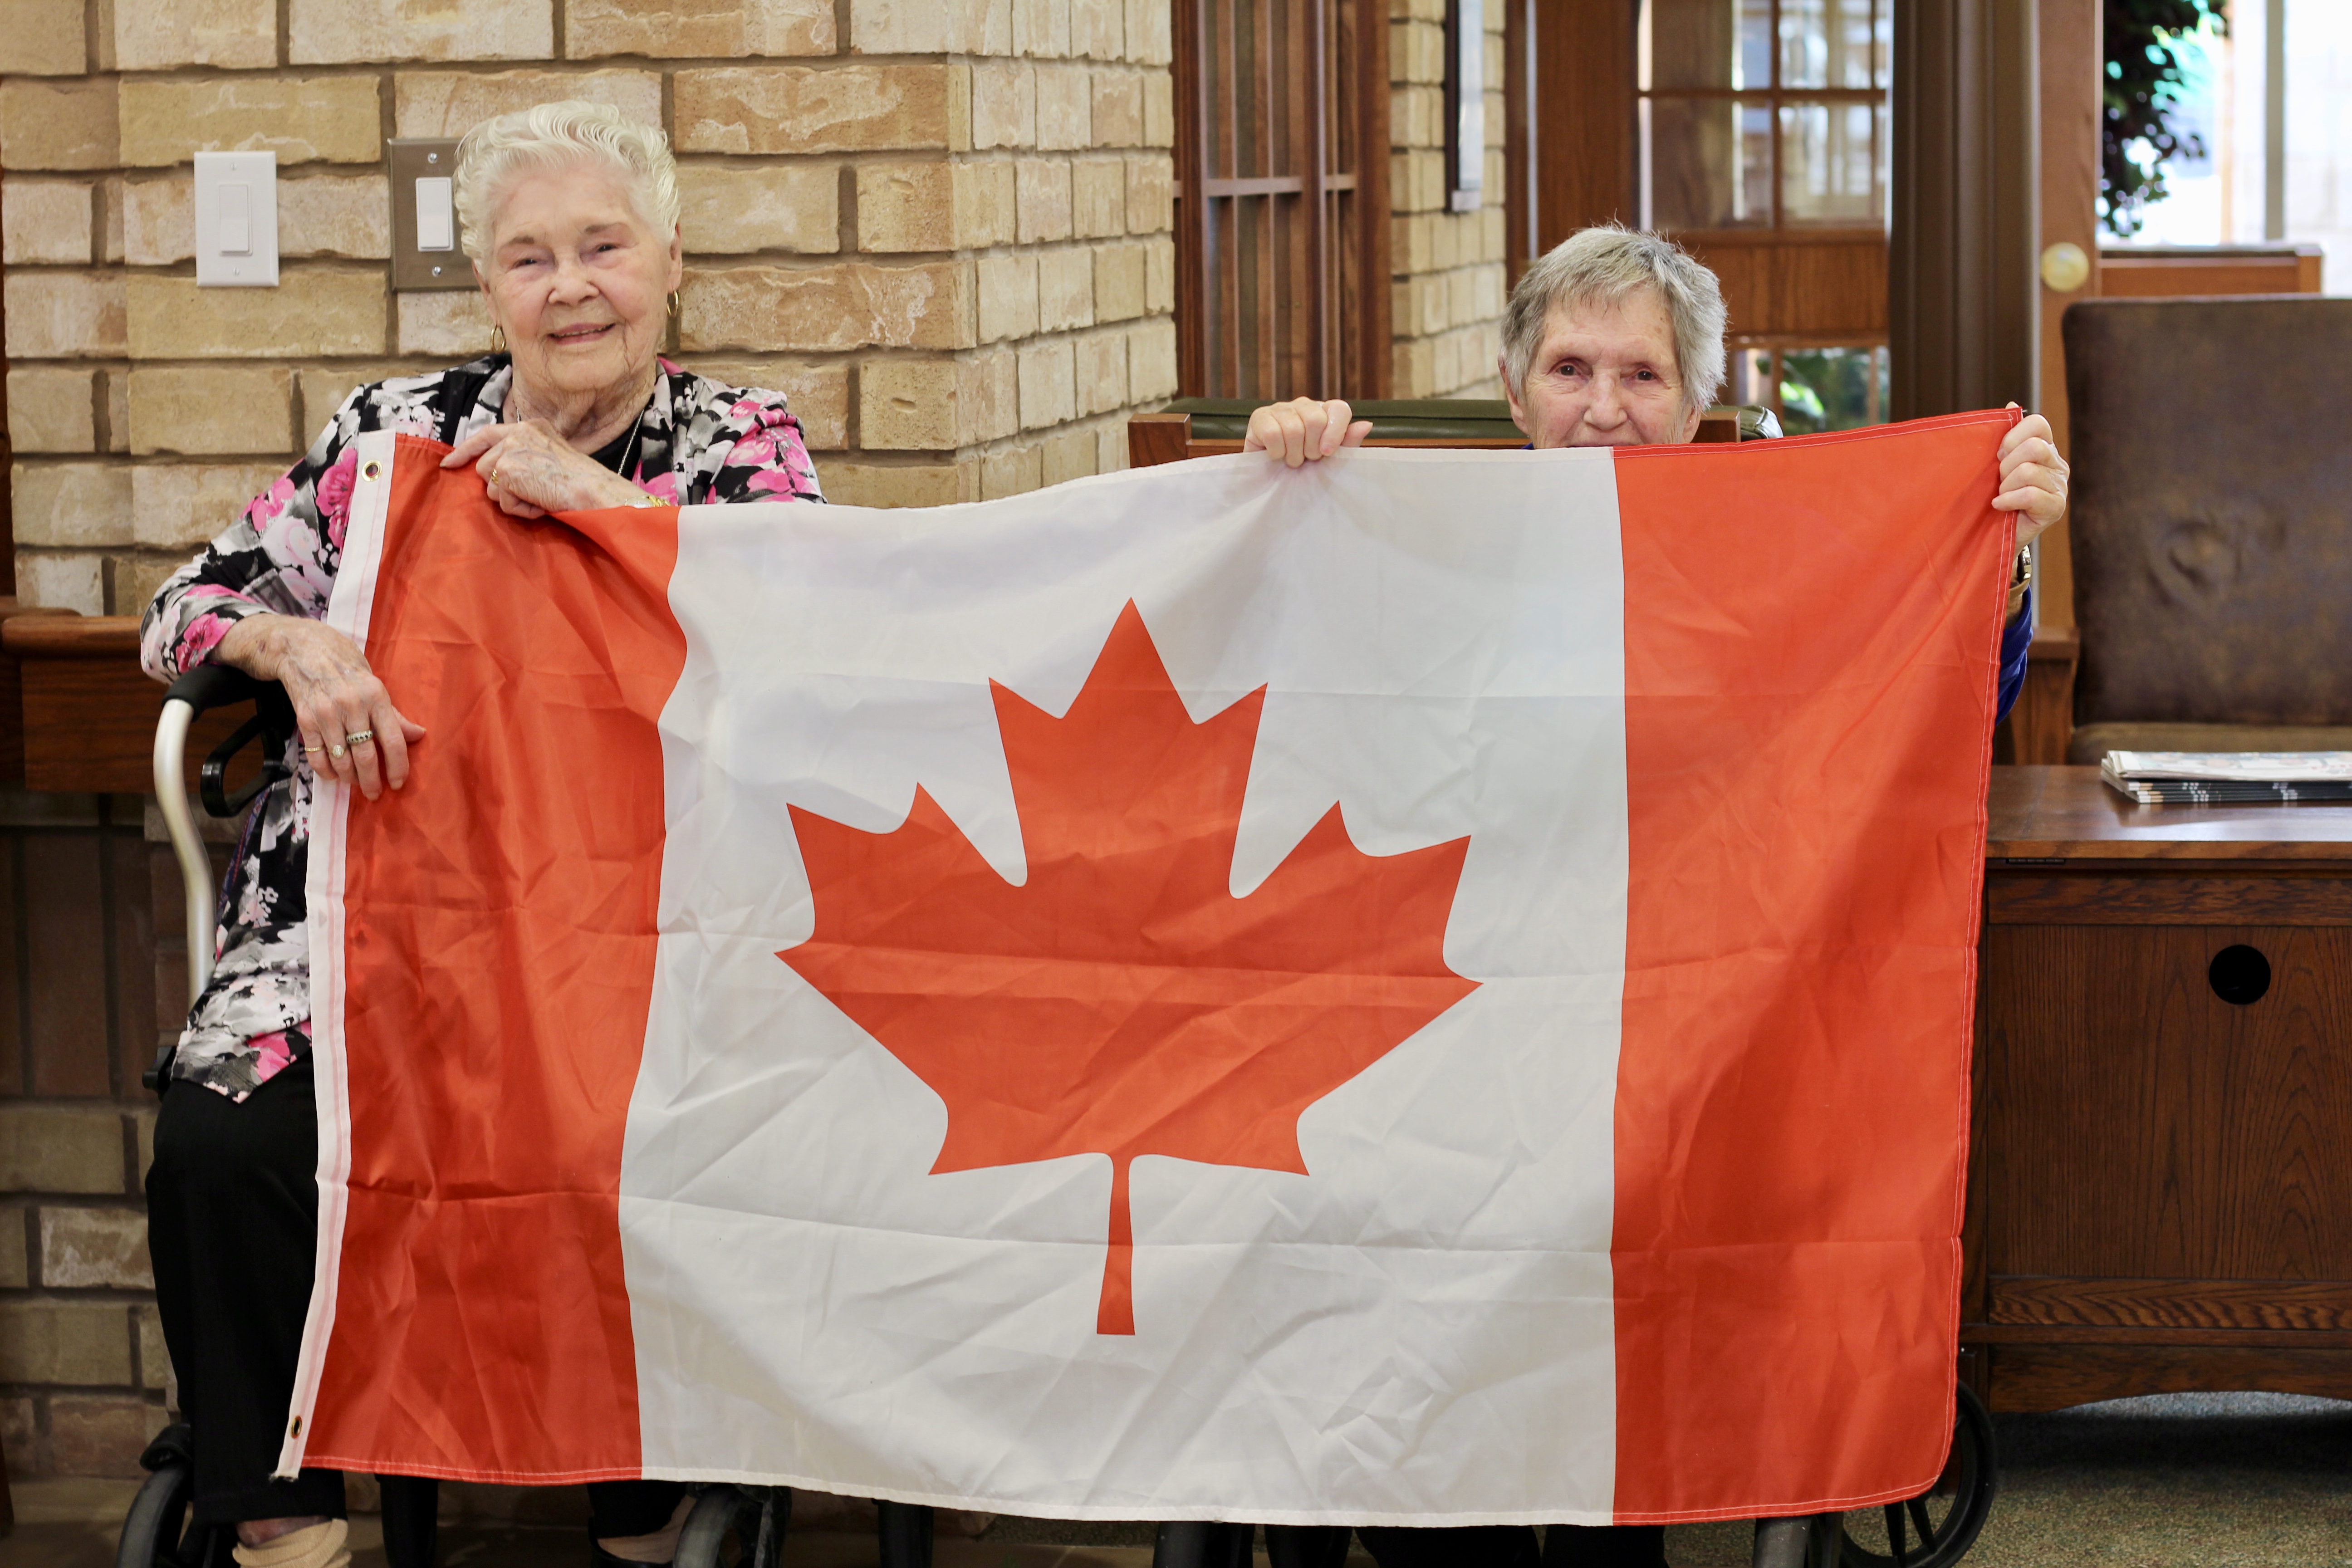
[
  {"left": 142, "top": 1042, "right": 177, "bottom": 1096},
  {"left": 166, "top": 665, "right": 297, "bottom": 818},
  {"left": 164, "top": 662, "right": 275, "bottom": 718}
]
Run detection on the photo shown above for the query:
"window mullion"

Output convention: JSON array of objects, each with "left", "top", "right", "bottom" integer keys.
[{"left": 1768, "top": 0, "right": 1783, "bottom": 231}]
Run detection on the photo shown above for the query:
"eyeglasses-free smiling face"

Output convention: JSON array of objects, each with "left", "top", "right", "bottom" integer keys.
[
  {"left": 480, "top": 159, "right": 683, "bottom": 407},
  {"left": 1505, "top": 285, "right": 1706, "bottom": 449}
]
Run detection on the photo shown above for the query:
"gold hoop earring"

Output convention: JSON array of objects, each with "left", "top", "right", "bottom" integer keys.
[
  {"left": 666, "top": 290, "right": 681, "bottom": 319},
  {"left": 489, "top": 324, "right": 507, "bottom": 357}
]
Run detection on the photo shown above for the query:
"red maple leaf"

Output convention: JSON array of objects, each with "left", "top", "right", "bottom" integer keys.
[{"left": 779, "top": 603, "right": 1478, "bottom": 1334}]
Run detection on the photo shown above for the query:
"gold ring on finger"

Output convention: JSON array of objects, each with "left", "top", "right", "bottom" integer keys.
[
  {"left": 347, "top": 729, "right": 375, "bottom": 746},
  {"left": 329, "top": 741, "right": 348, "bottom": 760}
]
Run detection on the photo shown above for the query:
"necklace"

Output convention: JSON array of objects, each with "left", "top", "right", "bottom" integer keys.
[
  {"left": 616, "top": 410, "right": 646, "bottom": 481},
  {"left": 609, "top": 370, "right": 658, "bottom": 483}
]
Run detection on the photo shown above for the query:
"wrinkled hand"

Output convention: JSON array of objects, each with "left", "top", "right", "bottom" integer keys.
[
  {"left": 216, "top": 615, "right": 425, "bottom": 802},
  {"left": 1243, "top": 397, "right": 1372, "bottom": 467},
  {"left": 442, "top": 419, "right": 646, "bottom": 519},
  {"left": 1996, "top": 404, "right": 2068, "bottom": 550}
]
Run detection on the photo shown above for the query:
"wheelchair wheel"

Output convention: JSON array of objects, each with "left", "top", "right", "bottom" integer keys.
[
  {"left": 675, "top": 1484, "right": 791, "bottom": 1568},
  {"left": 116, "top": 1457, "right": 228, "bottom": 1568},
  {"left": 1834, "top": 1382, "right": 1998, "bottom": 1568}
]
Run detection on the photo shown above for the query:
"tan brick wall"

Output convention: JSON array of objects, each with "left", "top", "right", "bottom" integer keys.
[
  {"left": 1388, "top": 0, "right": 1508, "bottom": 401},
  {"left": 5, "top": 0, "right": 1178, "bottom": 614}
]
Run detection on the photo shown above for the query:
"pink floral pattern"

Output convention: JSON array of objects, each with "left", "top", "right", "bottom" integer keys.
[{"left": 140, "top": 355, "right": 824, "bottom": 1099}]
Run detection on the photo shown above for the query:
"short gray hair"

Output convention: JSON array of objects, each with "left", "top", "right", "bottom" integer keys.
[
  {"left": 454, "top": 100, "right": 681, "bottom": 264},
  {"left": 1499, "top": 225, "right": 1729, "bottom": 419}
]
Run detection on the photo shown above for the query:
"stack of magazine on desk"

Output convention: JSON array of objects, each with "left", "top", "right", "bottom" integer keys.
[{"left": 2100, "top": 751, "right": 2352, "bottom": 804}]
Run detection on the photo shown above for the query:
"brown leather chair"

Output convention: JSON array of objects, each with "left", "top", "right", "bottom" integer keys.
[{"left": 2062, "top": 296, "right": 2352, "bottom": 762}]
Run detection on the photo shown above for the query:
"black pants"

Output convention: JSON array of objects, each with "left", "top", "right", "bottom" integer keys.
[
  {"left": 147, "top": 1056, "right": 684, "bottom": 1537},
  {"left": 1252, "top": 1524, "right": 1666, "bottom": 1568}
]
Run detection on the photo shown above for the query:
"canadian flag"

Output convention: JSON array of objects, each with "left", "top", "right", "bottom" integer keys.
[{"left": 286, "top": 413, "right": 2014, "bottom": 1525}]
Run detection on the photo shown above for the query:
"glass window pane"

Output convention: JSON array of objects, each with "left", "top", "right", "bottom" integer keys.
[
  {"left": 1646, "top": 98, "right": 1771, "bottom": 230},
  {"left": 1774, "top": 345, "right": 1887, "bottom": 433},
  {"left": 1780, "top": 101, "right": 1883, "bottom": 225},
  {"left": 1779, "top": 0, "right": 1877, "bottom": 89},
  {"left": 1642, "top": 0, "right": 1770, "bottom": 91}
]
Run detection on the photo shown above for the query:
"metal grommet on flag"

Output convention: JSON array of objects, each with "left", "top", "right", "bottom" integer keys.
[{"left": 363, "top": 461, "right": 382, "bottom": 481}]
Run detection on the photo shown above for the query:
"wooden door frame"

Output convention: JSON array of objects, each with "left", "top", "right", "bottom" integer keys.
[
  {"left": 2034, "top": 0, "right": 2101, "bottom": 632},
  {"left": 1525, "top": 0, "right": 1640, "bottom": 248},
  {"left": 1889, "top": 0, "right": 2041, "bottom": 421},
  {"left": 0, "top": 179, "right": 16, "bottom": 598}
]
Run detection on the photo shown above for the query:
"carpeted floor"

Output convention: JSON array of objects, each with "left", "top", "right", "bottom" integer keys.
[
  {"left": 1660, "top": 1393, "right": 2352, "bottom": 1568},
  {"left": 12, "top": 1394, "right": 2348, "bottom": 1568}
]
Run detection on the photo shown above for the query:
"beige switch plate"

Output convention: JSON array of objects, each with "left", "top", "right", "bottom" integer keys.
[{"left": 388, "top": 139, "right": 470, "bottom": 290}]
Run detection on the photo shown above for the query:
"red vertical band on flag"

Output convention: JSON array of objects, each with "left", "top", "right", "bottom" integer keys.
[
  {"left": 303, "top": 438, "right": 684, "bottom": 1482},
  {"left": 1610, "top": 413, "right": 2016, "bottom": 1521}
]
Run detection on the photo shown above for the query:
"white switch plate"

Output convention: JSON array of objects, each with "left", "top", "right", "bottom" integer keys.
[
  {"left": 194, "top": 151, "right": 278, "bottom": 287},
  {"left": 415, "top": 176, "right": 455, "bottom": 251}
]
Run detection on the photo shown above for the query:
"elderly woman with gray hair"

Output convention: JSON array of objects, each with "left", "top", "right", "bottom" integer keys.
[
  {"left": 139, "top": 100, "right": 822, "bottom": 1568},
  {"left": 1238, "top": 227, "right": 2066, "bottom": 1568}
]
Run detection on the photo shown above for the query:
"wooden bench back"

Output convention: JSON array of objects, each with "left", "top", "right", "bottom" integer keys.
[{"left": 1127, "top": 401, "right": 1764, "bottom": 467}]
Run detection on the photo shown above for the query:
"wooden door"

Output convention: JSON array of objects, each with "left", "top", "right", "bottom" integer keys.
[{"left": 1173, "top": 0, "right": 1392, "bottom": 399}]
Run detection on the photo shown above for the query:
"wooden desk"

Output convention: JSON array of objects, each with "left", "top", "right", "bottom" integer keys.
[{"left": 1968, "top": 766, "right": 2352, "bottom": 1411}]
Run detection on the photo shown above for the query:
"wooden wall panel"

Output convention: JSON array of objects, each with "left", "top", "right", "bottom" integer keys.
[
  {"left": 109, "top": 830, "right": 155, "bottom": 1100},
  {"left": 1684, "top": 235, "right": 1891, "bottom": 343},
  {"left": 22, "top": 833, "right": 112, "bottom": 1098}
]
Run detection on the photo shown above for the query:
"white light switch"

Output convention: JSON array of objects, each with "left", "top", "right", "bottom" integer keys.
[
  {"left": 194, "top": 152, "right": 278, "bottom": 287},
  {"left": 415, "top": 177, "right": 454, "bottom": 251},
  {"left": 219, "top": 183, "right": 251, "bottom": 255}
]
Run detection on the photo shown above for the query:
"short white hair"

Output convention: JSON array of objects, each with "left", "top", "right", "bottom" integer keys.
[
  {"left": 454, "top": 100, "right": 680, "bottom": 263},
  {"left": 1500, "top": 225, "right": 1730, "bottom": 419}
]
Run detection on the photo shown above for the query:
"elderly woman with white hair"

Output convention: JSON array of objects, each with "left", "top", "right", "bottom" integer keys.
[
  {"left": 138, "top": 101, "right": 822, "bottom": 1568},
  {"left": 1237, "top": 227, "right": 2068, "bottom": 1568}
]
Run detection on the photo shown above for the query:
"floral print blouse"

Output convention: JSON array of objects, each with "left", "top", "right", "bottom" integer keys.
[{"left": 140, "top": 355, "right": 824, "bottom": 1100}]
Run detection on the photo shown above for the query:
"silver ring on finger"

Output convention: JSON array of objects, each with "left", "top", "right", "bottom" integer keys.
[{"left": 347, "top": 729, "right": 375, "bottom": 747}]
